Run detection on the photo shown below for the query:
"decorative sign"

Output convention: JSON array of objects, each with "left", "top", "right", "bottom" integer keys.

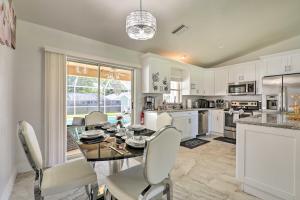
[{"left": 0, "top": 0, "right": 16, "bottom": 49}]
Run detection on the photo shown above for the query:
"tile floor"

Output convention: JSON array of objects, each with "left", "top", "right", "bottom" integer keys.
[{"left": 10, "top": 135, "right": 260, "bottom": 200}]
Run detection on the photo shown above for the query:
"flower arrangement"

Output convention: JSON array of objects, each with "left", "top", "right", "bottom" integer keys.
[{"left": 116, "top": 115, "right": 124, "bottom": 128}]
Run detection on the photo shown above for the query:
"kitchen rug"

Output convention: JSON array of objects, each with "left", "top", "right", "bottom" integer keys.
[
  {"left": 214, "top": 136, "right": 236, "bottom": 144},
  {"left": 180, "top": 138, "right": 210, "bottom": 149}
]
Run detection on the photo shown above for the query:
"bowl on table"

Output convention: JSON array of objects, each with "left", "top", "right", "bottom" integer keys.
[
  {"left": 125, "top": 136, "right": 149, "bottom": 149},
  {"left": 127, "top": 125, "right": 146, "bottom": 131}
]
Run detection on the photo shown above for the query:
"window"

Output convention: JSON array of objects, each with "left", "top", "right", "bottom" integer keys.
[
  {"left": 66, "top": 60, "right": 134, "bottom": 126},
  {"left": 163, "top": 81, "right": 182, "bottom": 103}
]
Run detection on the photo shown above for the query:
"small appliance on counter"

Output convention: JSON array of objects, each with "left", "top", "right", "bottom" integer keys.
[
  {"left": 216, "top": 99, "right": 224, "bottom": 108},
  {"left": 144, "top": 96, "right": 155, "bottom": 110},
  {"left": 197, "top": 99, "right": 209, "bottom": 108},
  {"left": 208, "top": 100, "right": 215, "bottom": 108},
  {"left": 187, "top": 99, "right": 192, "bottom": 109}
]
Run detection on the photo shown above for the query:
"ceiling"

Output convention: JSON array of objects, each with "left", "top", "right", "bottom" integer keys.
[{"left": 14, "top": 0, "right": 300, "bottom": 67}]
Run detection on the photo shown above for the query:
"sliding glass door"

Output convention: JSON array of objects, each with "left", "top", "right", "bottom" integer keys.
[{"left": 66, "top": 60, "right": 133, "bottom": 126}]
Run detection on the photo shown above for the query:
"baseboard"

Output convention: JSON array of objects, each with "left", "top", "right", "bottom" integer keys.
[
  {"left": 17, "top": 161, "right": 31, "bottom": 173},
  {"left": 0, "top": 169, "right": 17, "bottom": 200}
]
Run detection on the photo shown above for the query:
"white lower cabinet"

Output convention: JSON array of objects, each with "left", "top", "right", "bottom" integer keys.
[
  {"left": 144, "top": 111, "right": 198, "bottom": 141},
  {"left": 209, "top": 110, "right": 224, "bottom": 134},
  {"left": 170, "top": 111, "right": 198, "bottom": 140}
]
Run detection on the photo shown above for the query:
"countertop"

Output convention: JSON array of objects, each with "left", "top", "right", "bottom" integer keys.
[
  {"left": 144, "top": 108, "right": 224, "bottom": 113},
  {"left": 236, "top": 113, "right": 300, "bottom": 130}
]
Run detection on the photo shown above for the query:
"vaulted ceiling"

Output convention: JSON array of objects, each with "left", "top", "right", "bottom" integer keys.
[{"left": 14, "top": 0, "right": 300, "bottom": 67}]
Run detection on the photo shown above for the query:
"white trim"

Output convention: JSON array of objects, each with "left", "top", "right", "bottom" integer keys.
[
  {"left": 0, "top": 169, "right": 17, "bottom": 200},
  {"left": 44, "top": 46, "right": 141, "bottom": 69},
  {"left": 260, "top": 48, "right": 300, "bottom": 60}
]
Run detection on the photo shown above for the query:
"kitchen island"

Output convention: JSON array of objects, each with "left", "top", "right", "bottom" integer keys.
[{"left": 236, "top": 113, "right": 300, "bottom": 200}]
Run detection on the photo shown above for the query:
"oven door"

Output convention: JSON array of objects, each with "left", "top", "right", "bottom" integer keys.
[{"left": 224, "top": 112, "right": 236, "bottom": 131}]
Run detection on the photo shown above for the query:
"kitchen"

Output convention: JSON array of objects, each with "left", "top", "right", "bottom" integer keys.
[
  {"left": 4, "top": 1, "right": 300, "bottom": 200},
  {"left": 141, "top": 50, "right": 300, "bottom": 199}
]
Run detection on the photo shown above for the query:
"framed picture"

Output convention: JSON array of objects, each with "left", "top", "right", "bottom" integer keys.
[{"left": 0, "top": 0, "right": 16, "bottom": 49}]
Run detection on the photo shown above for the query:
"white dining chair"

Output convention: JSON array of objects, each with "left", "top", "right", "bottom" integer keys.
[
  {"left": 18, "top": 121, "right": 98, "bottom": 200},
  {"left": 156, "top": 112, "right": 173, "bottom": 130},
  {"left": 104, "top": 126, "right": 181, "bottom": 200},
  {"left": 85, "top": 111, "right": 108, "bottom": 126}
]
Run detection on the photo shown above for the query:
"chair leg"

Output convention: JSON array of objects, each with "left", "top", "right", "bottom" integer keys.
[
  {"left": 85, "top": 185, "right": 90, "bottom": 198},
  {"left": 34, "top": 181, "right": 43, "bottom": 200},
  {"left": 165, "top": 179, "right": 173, "bottom": 200},
  {"left": 91, "top": 183, "right": 99, "bottom": 200},
  {"left": 104, "top": 185, "right": 112, "bottom": 200}
]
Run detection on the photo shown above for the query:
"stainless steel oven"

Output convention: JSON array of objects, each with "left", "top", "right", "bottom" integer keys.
[
  {"left": 228, "top": 81, "right": 256, "bottom": 95},
  {"left": 224, "top": 112, "right": 252, "bottom": 139}
]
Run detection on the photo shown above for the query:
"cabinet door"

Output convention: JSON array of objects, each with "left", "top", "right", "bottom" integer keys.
[
  {"left": 216, "top": 111, "right": 224, "bottom": 133},
  {"left": 172, "top": 115, "right": 190, "bottom": 140},
  {"left": 228, "top": 65, "right": 242, "bottom": 83},
  {"left": 210, "top": 110, "right": 218, "bottom": 133},
  {"left": 210, "top": 110, "right": 224, "bottom": 133},
  {"left": 214, "top": 68, "right": 228, "bottom": 95},
  {"left": 265, "top": 56, "right": 287, "bottom": 76},
  {"left": 190, "top": 112, "right": 198, "bottom": 137},
  {"left": 255, "top": 61, "right": 267, "bottom": 95},
  {"left": 241, "top": 62, "right": 256, "bottom": 82},
  {"left": 288, "top": 53, "right": 300, "bottom": 73},
  {"left": 146, "top": 57, "right": 171, "bottom": 93},
  {"left": 203, "top": 70, "right": 214, "bottom": 95}
]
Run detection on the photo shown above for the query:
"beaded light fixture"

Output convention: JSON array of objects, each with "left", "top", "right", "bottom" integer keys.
[{"left": 126, "top": 0, "right": 157, "bottom": 40}]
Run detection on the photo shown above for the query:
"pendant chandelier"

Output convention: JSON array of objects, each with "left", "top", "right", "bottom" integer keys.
[{"left": 126, "top": 0, "right": 157, "bottom": 40}]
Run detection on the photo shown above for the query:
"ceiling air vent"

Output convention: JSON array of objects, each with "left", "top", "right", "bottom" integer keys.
[{"left": 172, "top": 25, "right": 189, "bottom": 35}]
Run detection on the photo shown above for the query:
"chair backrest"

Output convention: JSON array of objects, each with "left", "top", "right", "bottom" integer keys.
[
  {"left": 144, "top": 126, "right": 181, "bottom": 184},
  {"left": 156, "top": 112, "right": 173, "bottom": 130},
  {"left": 85, "top": 111, "right": 108, "bottom": 126},
  {"left": 72, "top": 117, "right": 85, "bottom": 126},
  {"left": 18, "top": 121, "right": 43, "bottom": 171}
]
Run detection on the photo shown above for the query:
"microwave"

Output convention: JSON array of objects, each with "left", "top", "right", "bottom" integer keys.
[{"left": 228, "top": 81, "right": 256, "bottom": 95}]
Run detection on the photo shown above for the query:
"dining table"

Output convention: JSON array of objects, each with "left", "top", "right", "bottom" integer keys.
[{"left": 69, "top": 124, "right": 156, "bottom": 199}]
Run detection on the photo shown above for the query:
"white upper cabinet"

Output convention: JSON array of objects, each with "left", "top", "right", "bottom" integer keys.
[
  {"left": 202, "top": 70, "right": 215, "bottom": 96},
  {"left": 255, "top": 61, "right": 267, "bottom": 95},
  {"left": 264, "top": 56, "right": 287, "bottom": 76},
  {"left": 182, "top": 65, "right": 205, "bottom": 96},
  {"left": 228, "top": 61, "right": 256, "bottom": 83},
  {"left": 214, "top": 67, "right": 228, "bottom": 95},
  {"left": 263, "top": 50, "right": 300, "bottom": 76},
  {"left": 287, "top": 53, "right": 300, "bottom": 73},
  {"left": 142, "top": 55, "right": 171, "bottom": 93}
]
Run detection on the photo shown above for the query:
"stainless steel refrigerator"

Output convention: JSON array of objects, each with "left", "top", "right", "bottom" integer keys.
[{"left": 262, "top": 74, "right": 300, "bottom": 112}]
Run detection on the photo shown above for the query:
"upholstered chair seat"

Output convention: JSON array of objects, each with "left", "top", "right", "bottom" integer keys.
[
  {"left": 41, "top": 159, "right": 97, "bottom": 196},
  {"left": 18, "top": 120, "right": 98, "bottom": 200}
]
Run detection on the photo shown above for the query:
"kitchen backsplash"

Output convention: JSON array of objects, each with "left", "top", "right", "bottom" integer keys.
[
  {"left": 182, "top": 95, "right": 262, "bottom": 108},
  {"left": 141, "top": 93, "right": 262, "bottom": 110}
]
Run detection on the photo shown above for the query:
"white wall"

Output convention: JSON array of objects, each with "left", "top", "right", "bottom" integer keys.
[
  {"left": 0, "top": 46, "right": 17, "bottom": 199},
  {"left": 15, "top": 20, "right": 142, "bottom": 172},
  {"left": 215, "top": 34, "right": 300, "bottom": 67}
]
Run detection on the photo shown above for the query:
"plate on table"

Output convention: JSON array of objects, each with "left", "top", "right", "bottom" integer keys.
[
  {"left": 107, "top": 128, "right": 117, "bottom": 133},
  {"left": 125, "top": 136, "right": 149, "bottom": 149},
  {"left": 81, "top": 130, "right": 104, "bottom": 139},
  {"left": 128, "top": 125, "right": 146, "bottom": 131}
]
